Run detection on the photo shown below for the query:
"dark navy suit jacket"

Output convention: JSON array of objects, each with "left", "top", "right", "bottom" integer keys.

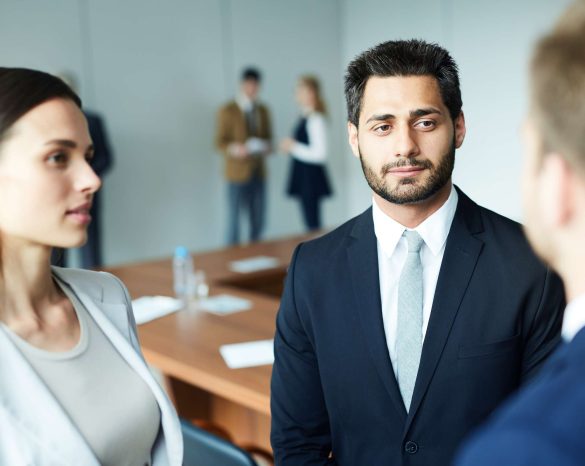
[
  {"left": 455, "top": 329, "right": 585, "bottom": 466},
  {"left": 270, "top": 188, "right": 565, "bottom": 466}
]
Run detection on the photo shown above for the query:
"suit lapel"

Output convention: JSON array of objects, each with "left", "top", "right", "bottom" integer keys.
[
  {"left": 347, "top": 209, "right": 408, "bottom": 421},
  {"left": 405, "top": 189, "right": 484, "bottom": 430}
]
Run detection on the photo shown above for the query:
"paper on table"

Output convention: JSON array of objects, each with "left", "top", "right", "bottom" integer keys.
[
  {"left": 219, "top": 339, "right": 274, "bottom": 369},
  {"left": 131, "top": 296, "right": 183, "bottom": 325},
  {"left": 198, "top": 294, "right": 252, "bottom": 316},
  {"left": 245, "top": 137, "right": 269, "bottom": 154},
  {"left": 229, "top": 255, "right": 279, "bottom": 273}
]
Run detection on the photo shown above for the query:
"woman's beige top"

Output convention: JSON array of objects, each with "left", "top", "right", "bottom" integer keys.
[{"left": 1, "top": 277, "right": 161, "bottom": 466}]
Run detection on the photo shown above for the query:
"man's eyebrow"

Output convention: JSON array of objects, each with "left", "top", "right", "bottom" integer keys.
[
  {"left": 410, "top": 107, "right": 442, "bottom": 118},
  {"left": 365, "top": 108, "right": 442, "bottom": 124},
  {"left": 366, "top": 113, "right": 395, "bottom": 124}
]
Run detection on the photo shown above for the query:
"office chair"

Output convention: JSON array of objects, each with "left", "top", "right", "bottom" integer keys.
[{"left": 181, "top": 418, "right": 259, "bottom": 466}]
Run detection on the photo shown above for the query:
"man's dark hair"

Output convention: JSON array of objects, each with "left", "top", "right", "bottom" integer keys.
[
  {"left": 241, "top": 67, "right": 261, "bottom": 83},
  {"left": 344, "top": 39, "right": 462, "bottom": 126}
]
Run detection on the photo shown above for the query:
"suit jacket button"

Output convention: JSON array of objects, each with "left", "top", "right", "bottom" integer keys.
[{"left": 405, "top": 441, "right": 418, "bottom": 454}]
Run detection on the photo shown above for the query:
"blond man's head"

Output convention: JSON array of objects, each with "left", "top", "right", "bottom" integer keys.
[{"left": 530, "top": 0, "right": 585, "bottom": 173}]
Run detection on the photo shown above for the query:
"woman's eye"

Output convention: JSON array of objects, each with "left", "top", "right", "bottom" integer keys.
[{"left": 47, "top": 152, "right": 68, "bottom": 165}]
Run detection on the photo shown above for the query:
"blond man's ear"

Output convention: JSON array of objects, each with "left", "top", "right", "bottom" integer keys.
[{"left": 540, "top": 153, "right": 574, "bottom": 228}]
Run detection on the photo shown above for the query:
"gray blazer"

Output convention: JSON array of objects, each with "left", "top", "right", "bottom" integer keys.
[{"left": 0, "top": 267, "right": 183, "bottom": 465}]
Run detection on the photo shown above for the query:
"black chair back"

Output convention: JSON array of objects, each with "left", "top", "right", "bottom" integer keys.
[{"left": 181, "top": 418, "right": 258, "bottom": 466}]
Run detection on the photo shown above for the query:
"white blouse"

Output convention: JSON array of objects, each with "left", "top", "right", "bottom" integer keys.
[{"left": 290, "top": 112, "right": 328, "bottom": 164}]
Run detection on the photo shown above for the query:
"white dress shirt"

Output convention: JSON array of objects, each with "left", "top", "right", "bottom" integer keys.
[
  {"left": 373, "top": 185, "right": 458, "bottom": 378},
  {"left": 236, "top": 93, "right": 254, "bottom": 113},
  {"left": 561, "top": 293, "right": 585, "bottom": 342},
  {"left": 236, "top": 94, "right": 269, "bottom": 155},
  {"left": 290, "top": 112, "right": 328, "bottom": 164}
]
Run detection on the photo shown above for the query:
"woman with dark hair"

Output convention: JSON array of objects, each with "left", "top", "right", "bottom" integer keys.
[
  {"left": 280, "top": 75, "right": 332, "bottom": 231},
  {"left": 0, "top": 68, "right": 182, "bottom": 465}
]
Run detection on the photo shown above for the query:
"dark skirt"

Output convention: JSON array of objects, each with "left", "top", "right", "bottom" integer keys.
[{"left": 287, "top": 158, "right": 332, "bottom": 199}]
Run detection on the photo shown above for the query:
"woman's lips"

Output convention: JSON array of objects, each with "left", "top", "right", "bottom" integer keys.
[{"left": 66, "top": 206, "right": 92, "bottom": 224}]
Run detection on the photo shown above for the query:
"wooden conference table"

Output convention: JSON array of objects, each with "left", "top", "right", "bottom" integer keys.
[{"left": 105, "top": 233, "right": 320, "bottom": 451}]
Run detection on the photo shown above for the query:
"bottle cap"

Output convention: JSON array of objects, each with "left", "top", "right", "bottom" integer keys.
[{"left": 174, "top": 246, "right": 189, "bottom": 258}]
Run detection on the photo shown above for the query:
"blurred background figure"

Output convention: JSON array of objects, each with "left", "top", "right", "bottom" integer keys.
[
  {"left": 280, "top": 75, "right": 332, "bottom": 231},
  {"left": 215, "top": 67, "right": 272, "bottom": 245},
  {"left": 52, "top": 72, "right": 114, "bottom": 269}
]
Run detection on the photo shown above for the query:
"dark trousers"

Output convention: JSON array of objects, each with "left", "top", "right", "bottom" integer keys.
[
  {"left": 227, "top": 173, "right": 265, "bottom": 245},
  {"left": 299, "top": 194, "right": 321, "bottom": 231}
]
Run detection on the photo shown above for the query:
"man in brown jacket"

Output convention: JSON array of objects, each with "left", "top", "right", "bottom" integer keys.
[{"left": 215, "top": 67, "right": 272, "bottom": 245}]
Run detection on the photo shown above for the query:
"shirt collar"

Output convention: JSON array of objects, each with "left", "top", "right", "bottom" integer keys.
[
  {"left": 372, "top": 185, "right": 458, "bottom": 258},
  {"left": 237, "top": 94, "right": 254, "bottom": 112},
  {"left": 562, "top": 293, "right": 585, "bottom": 342}
]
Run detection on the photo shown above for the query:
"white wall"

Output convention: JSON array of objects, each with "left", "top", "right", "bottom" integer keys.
[
  {"left": 0, "top": 1, "right": 84, "bottom": 73},
  {"left": 0, "top": 0, "right": 573, "bottom": 265},
  {"left": 340, "top": 0, "right": 573, "bottom": 221},
  {"left": 0, "top": 0, "right": 345, "bottom": 265}
]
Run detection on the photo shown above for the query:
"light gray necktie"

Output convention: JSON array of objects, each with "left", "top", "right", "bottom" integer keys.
[
  {"left": 246, "top": 104, "right": 257, "bottom": 136},
  {"left": 396, "top": 230, "right": 424, "bottom": 411}
]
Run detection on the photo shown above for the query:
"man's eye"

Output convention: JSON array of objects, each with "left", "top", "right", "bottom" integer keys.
[
  {"left": 415, "top": 120, "right": 436, "bottom": 130},
  {"left": 374, "top": 124, "right": 391, "bottom": 133}
]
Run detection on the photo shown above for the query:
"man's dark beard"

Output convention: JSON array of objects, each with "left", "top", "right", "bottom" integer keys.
[{"left": 359, "top": 138, "right": 456, "bottom": 205}]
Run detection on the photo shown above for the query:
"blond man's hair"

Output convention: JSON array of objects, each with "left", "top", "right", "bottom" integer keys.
[{"left": 531, "top": 0, "right": 585, "bottom": 173}]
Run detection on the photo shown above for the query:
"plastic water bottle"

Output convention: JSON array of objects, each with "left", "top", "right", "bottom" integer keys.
[{"left": 173, "top": 246, "right": 195, "bottom": 305}]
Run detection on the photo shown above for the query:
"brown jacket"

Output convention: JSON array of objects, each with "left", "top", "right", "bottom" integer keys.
[{"left": 215, "top": 100, "right": 272, "bottom": 183}]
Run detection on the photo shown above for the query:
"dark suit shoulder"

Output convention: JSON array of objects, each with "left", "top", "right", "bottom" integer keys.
[
  {"left": 476, "top": 202, "right": 523, "bottom": 237},
  {"left": 456, "top": 334, "right": 585, "bottom": 465},
  {"left": 455, "top": 188, "right": 523, "bottom": 238},
  {"left": 294, "top": 209, "right": 369, "bottom": 263},
  {"left": 454, "top": 188, "right": 547, "bottom": 275},
  {"left": 475, "top": 202, "right": 548, "bottom": 272}
]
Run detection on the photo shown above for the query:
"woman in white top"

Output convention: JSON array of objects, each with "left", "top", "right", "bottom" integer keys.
[
  {"left": 280, "top": 75, "right": 332, "bottom": 231},
  {"left": 0, "top": 68, "right": 182, "bottom": 466}
]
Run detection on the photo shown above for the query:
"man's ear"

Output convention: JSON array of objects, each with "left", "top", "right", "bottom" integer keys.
[
  {"left": 454, "top": 111, "right": 466, "bottom": 149},
  {"left": 540, "top": 153, "right": 573, "bottom": 228},
  {"left": 348, "top": 122, "right": 360, "bottom": 158}
]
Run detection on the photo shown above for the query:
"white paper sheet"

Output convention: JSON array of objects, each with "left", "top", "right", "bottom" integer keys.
[
  {"left": 219, "top": 339, "right": 274, "bottom": 369},
  {"left": 131, "top": 296, "right": 183, "bottom": 325},
  {"left": 229, "top": 255, "right": 280, "bottom": 273},
  {"left": 198, "top": 294, "right": 252, "bottom": 316},
  {"left": 245, "top": 137, "right": 269, "bottom": 154}
]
